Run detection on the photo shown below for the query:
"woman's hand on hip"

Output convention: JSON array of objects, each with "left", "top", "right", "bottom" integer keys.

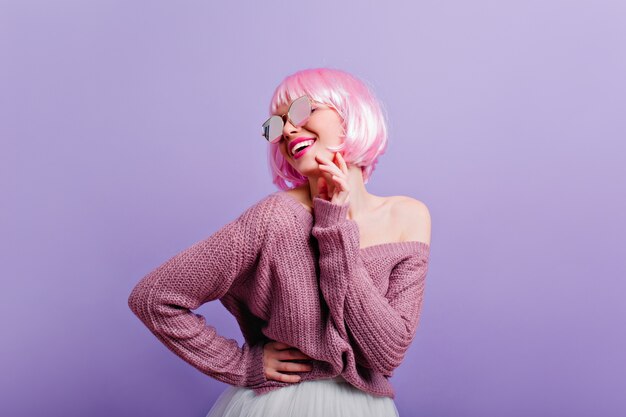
[{"left": 262, "top": 341, "right": 313, "bottom": 383}]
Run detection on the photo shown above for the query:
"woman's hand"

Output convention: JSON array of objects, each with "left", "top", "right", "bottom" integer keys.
[
  {"left": 262, "top": 341, "right": 314, "bottom": 383},
  {"left": 315, "top": 152, "right": 350, "bottom": 205}
]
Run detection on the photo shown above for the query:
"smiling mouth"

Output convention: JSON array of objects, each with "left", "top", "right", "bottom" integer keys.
[{"left": 291, "top": 138, "right": 317, "bottom": 157}]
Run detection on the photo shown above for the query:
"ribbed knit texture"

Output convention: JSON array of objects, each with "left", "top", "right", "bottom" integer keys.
[{"left": 128, "top": 191, "right": 430, "bottom": 399}]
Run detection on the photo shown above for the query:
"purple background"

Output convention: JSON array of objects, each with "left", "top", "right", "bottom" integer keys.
[{"left": 2, "top": 1, "right": 625, "bottom": 416}]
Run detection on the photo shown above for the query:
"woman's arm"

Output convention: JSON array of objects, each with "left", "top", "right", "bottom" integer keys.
[
  {"left": 127, "top": 195, "right": 276, "bottom": 388},
  {"left": 312, "top": 196, "right": 431, "bottom": 377}
]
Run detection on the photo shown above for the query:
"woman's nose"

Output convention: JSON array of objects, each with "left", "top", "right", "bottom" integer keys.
[{"left": 282, "top": 117, "right": 300, "bottom": 136}]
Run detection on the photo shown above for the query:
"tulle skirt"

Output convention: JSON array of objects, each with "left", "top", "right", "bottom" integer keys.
[{"left": 205, "top": 375, "right": 399, "bottom": 417}]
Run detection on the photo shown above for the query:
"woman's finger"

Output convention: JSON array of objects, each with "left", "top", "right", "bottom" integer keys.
[
  {"left": 335, "top": 152, "right": 348, "bottom": 175},
  {"left": 316, "top": 154, "right": 342, "bottom": 173},
  {"left": 267, "top": 370, "right": 302, "bottom": 383},
  {"left": 315, "top": 154, "right": 340, "bottom": 171},
  {"left": 320, "top": 172, "right": 337, "bottom": 198},
  {"left": 318, "top": 161, "right": 346, "bottom": 193},
  {"left": 277, "top": 361, "right": 313, "bottom": 373},
  {"left": 318, "top": 164, "right": 343, "bottom": 178},
  {"left": 332, "top": 175, "right": 348, "bottom": 191}
]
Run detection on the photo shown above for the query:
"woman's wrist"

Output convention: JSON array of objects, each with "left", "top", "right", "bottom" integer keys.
[{"left": 312, "top": 196, "right": 350, "bottom": 227}]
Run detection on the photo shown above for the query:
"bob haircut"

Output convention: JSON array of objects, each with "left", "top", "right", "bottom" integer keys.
[{"left": 266, "top": 68, "right": 389, "bottom": 190}]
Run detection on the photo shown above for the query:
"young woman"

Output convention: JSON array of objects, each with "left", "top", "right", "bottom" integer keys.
[{"left": 128, "top": 67, "right": 431, "bottom": 417}]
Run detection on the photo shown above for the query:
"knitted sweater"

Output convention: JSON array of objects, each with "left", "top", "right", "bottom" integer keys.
[{"left": 127, "top": 191, "right": 430, "bottom": 399}]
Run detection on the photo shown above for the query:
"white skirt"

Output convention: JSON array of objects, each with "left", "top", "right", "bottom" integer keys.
[{"left": 205, "top": 375, "right": 399, "bottom": 417}]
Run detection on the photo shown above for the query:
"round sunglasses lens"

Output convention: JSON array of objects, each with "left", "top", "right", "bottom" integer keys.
[{"left": 289, "top": 96, "right": 311, "bottom": 126}]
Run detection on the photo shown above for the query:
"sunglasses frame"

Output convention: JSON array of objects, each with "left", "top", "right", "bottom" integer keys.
[{"left": 261, "top": 95, "right": 319, "bottom": 143}]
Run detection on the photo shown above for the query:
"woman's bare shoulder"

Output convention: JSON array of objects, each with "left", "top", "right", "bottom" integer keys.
[{"left": 388, "top": 195, "right": 431, "bottom": 245}]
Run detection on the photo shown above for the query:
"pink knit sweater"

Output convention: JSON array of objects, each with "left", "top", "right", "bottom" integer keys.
[{"left": 128, "top": 191, "right": 430, "bottom": 399}]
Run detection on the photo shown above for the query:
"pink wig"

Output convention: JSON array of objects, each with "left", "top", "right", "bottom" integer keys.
[{"left": 266, "top": 68, "right": 389, "bottom": 190}]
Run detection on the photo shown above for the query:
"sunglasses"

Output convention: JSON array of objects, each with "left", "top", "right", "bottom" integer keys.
[{"left": 261, "top": 95, "right": 318, "bottom": 144}]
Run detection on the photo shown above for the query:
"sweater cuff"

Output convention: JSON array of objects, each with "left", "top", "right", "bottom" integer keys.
[
  {"left": 313, "top": 197, "right": 350, "bottom": 227},
  {"left": 245, "top": 342, "right": 268, "bottom": 387}
]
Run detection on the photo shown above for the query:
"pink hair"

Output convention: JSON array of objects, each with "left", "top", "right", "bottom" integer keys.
[{"left": 265, "top": 68, "right": 389, "bottom": 190}]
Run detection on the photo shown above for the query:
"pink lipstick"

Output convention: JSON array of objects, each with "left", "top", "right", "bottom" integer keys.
[{"left": 290, "top": 137, "right": 317, "bottom": 160}]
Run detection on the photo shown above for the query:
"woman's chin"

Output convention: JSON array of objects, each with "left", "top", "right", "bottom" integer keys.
[{"left": 292, "top": 160, "right": 319, "bottom": 177}]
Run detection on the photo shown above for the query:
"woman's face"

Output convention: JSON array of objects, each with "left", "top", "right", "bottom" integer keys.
[{"left": 274, "top": 97, "right": 344, "bottom": 177}]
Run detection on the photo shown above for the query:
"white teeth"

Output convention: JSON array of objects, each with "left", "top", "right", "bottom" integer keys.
[{"left": 292, "top": 139, "right": 315, "bottom": 155}]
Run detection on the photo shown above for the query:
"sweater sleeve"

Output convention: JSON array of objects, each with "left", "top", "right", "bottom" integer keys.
[
  {"left": 127, "top": 196, "right": 276, "bottom": 388},
  {"left": 311, "top": 196, "right": 430, "bottom": 377}
]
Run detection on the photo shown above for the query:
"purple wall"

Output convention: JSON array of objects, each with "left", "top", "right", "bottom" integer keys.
[{"left": 2, "top": 1, "right": 625, "bottom": 416}]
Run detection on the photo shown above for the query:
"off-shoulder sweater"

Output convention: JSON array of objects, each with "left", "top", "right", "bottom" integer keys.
[{"left": 127, "top": 191, "right": 430, "bottom": 399}]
